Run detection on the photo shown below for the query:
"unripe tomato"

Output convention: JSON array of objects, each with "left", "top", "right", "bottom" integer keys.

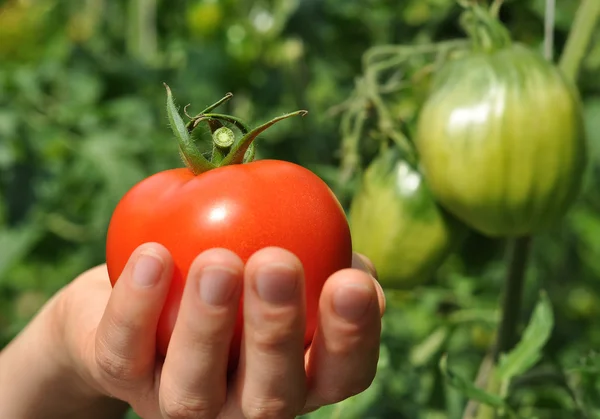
[
  {"left": 106, "top": 160, "right": 352, "bottom": 367},
  {"left": 349, "top": 147, "right": 467, "bottom": 289},
  {"left": 187, "top": 0, "right": 223, "bottom": 39},
  {"left": 415, "top": 43, "right": 587, "bottom": 237}
]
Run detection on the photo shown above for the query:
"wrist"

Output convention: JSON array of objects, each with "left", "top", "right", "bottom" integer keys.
[
  {"left": 49, "top": 284, "right": 131, "bottom": 417},
  {"left": 0, "top": 288, "right": 128, "bottom": 419}
]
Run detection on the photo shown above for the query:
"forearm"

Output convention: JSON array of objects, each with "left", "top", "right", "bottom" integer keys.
[{"left": 0, "top": 294, "right": 129, "bottom": 419}]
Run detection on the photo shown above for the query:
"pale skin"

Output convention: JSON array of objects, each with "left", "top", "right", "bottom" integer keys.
[{"left": 0, "top": 244, "right": 385, "bottom": 419}]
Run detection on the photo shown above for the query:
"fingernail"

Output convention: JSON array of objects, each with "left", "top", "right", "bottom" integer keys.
[
  {"left": 199, "top": 266, "right": 238, "bottom": 306},
  {"left": 372, "top": 279, "right": 387, "bottom": 314},
  {"left": 333, "top": 283, "right": 372, "bottom": 322},
  {"left": 133, "top": 250, "right": 164, "bottom": 287},
  {"left": 255, "top": 263, "right": 298, "bottom": 304}
]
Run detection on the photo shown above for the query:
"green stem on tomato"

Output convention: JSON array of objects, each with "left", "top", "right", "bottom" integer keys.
[
  {"left": 558, "top": 0, "right": 600, "bottom": 82},
  {"left": 211, "top": 126, "right": 235, "bottom": 165},
  {"left": 458, "top": 3, "right": 512, "bottom": 53}
]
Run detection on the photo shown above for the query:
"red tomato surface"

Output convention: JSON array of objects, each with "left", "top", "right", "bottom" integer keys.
[{"left": 106, "top": 159, "right": 353, "bottom": 366}]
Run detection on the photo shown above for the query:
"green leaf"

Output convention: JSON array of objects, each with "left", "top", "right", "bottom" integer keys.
[
  {"left": 496, "top": 291, "right": 554, "bottom": 383},
  {"left": 410, "top": 326, "right": 450, "bottom": 367},
  {"left": 164, "top": 83, "right": 215, "bottom": 174},
  {"left": 439, "top": 354, "right": 507, "bottom": 409},
  {"left": 125, "top": 407, "right": 142, "bottom": 419}
]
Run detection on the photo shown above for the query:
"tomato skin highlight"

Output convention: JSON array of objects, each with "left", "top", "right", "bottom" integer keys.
[
  {"left": 106, "top": 160, "right": 353, "bottom": 365},
  {"left": 415, "top": 43, "right": 587, "bottom": 237}
]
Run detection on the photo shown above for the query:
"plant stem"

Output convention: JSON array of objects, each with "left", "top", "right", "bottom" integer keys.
[
  {"left": 492, "top": 237, "right": 532, "bottom": 361},
  {"left": 544, "top": 0, "right": 556, "bottom": 61},
  {"left": 558, "top": 0, "right": 600, "bottom": 82},
  {"left": 211, "top": 126, "right": 235, "bottom": 165},
  {"left": 463, "top": 352, "right": 495, "bottom": 419},
  {"left": 472, "top": 237, "right": 532, "bottom": 419}
]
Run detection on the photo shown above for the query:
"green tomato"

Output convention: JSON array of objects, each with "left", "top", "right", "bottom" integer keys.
[
  {"left": 349, "top": 146, "right": 467, "bottom": 289},
  {"left": 187, "top": 1, "right": 223, "bottom": 39},
  {"left": 415, "top": 43, "right": 587, "bottom": 237}
]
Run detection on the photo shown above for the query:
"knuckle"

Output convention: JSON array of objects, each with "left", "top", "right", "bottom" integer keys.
[
  {"left": 160, "top": 395, "right": 218, "bottom": 419},
  {"left": 94, "top": 339, "right": 143, "bottom": 385},
  {"left": 107, "top": 308, "right": 144, "bottom": 337},
  {"left": 250, "top": 315, "right": 301, "bottom": 354},
  {"left": 243, "top": 397, "right": 298, "bottom": 419},
  {"left": 183, "top": 322, "right": 233, "bottom": 351}
]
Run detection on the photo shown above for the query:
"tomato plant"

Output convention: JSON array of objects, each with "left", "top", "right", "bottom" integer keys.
[
  {"left": 414, "top": 12, "right": 587, "bottom": 237},
  {"left": 105, "top": 86, "right": 353, "bottom": 367},
  {"left": 349, "top": 145, "right": 466, "bottom": 289}
]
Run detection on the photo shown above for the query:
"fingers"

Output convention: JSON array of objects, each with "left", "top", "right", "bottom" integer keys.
[
  {"left": 94, "top": 243, "right": 173, "bottom": 392},
  {"left": 352, "top": 252, "right": 378, "bottom": 279},
  {"left": 303, "top": 267, "right": 382, "bottom": 410},
  {"left": 229, "top": 247, "right": 308, "bottom": 419},
  {"left": 159, "top": 249, "right": 244, "bottom": 419},
  {"left": 352, "top": 252, "right": 386, "bottom": 317}
]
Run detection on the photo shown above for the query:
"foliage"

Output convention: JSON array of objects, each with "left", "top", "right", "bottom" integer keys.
[{"left": 2, "top": 0, "right": 600, "bottom": 417}]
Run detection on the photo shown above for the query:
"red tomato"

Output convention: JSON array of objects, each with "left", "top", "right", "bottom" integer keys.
[{"left": 106, "top": 159, "right": 352, "bottom": 367}]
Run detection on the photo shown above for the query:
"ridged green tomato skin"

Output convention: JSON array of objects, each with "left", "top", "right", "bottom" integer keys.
[
  {"left": 415, "top": 43, "right": 587, "bottom": 237},
  {"left": 349, "top": 148, "right": 467, "bottom": 289}
]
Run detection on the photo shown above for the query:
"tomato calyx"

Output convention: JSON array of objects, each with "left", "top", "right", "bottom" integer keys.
[
  {"left": 164, "top": 83, "right": 308, "bottom": 175},
  {"left": 458, "top": 2, "right": 512, "bottom": 53}
]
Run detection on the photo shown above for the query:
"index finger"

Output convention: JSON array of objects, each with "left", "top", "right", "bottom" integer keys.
[{"left": 94, "top": 243, "right": 173, "bottom": 391}]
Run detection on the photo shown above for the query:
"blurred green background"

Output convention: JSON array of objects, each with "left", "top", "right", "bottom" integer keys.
[{"left": 2, "top": 0, "right": 600, "bottom": 417}]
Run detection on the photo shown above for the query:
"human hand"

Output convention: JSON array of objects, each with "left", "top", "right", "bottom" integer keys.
[{"left": 58, "top": 243, "right": 386, "bottom": 419}]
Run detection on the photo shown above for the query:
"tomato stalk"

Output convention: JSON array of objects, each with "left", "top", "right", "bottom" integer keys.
[
  {"left": 163, "top": 83, "right": 307, "bottom": 175},
  {"left": 458, "top": 2, "right": 512, "bottom": 53},
  {"left": 211, "top": 126, "right": 235, "bottom": 165}
]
